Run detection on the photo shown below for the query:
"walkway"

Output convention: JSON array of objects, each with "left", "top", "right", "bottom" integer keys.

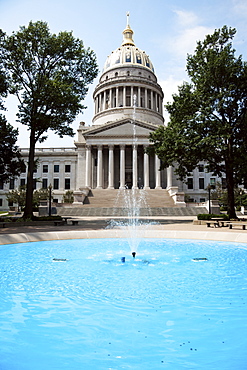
[{"left": 1, "top": 216, "right": 247, "bottom": 245}]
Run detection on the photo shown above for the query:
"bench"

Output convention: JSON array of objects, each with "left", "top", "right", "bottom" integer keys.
[
  {"left": 71, "top": 220, "right": 79, "bottom": 226},
  {"left": 54, "top": 220, "right": 65, "bottom": 226},
  {"left": 0, "top": 222, "right": 6, "bottom": 228},
  {"left": 206, "top": 221, "right": 222, "bottom": 228},
  {"left": 228, "top": 223, "right": 247, "bottom": 230}
]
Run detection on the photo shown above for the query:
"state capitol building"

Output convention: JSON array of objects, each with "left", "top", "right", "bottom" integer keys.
[{"left": 0, "top": 17, "right": 222, "bottom": 211}]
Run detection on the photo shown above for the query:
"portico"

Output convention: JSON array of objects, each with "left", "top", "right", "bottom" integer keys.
[{"left": 83, "top": 142, "right": 164, "bottom": 190}]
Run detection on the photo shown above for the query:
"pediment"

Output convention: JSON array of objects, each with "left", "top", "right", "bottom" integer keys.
[{"left": 83, "top": 119, "right": 158, "bottom": 138}]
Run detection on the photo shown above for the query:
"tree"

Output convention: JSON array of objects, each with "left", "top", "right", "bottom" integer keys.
[
  {"left": 0, "top": 116, "right": 24, "bottom": 183},
  {"left": 1, "top": 21, "right": 98, "bottom": 218},
  {"left": 6, "top": 186, "right": 49, "bottom": 211},
  {"left": 62, "top": 190, "right": 74, "bottom": 203},
  {"left": 0, "top": 32, "right": 24, "bottom": 184},
  {"left": 6, "top": 186, "right": 26, "bottom": 211},
  {"left": 149, "top": 26, "right": 247, "bottom": 219}
]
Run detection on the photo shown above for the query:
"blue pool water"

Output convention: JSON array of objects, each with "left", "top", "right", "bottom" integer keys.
[{"left": 0, "top": 238, "right": 247, "bottom": 369}]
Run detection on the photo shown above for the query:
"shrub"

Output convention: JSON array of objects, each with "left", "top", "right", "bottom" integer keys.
[{"left": 197, "top": 213, "right": 229, "bottom": 220}]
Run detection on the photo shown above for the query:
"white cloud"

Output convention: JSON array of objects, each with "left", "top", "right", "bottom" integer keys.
[
  {"left": 159, "top": 76, "right": 184, "bottom": 125},
  {"left": 174, "top": 9, "right": 199, "bottom": 28},
  {"left": 171, "top": 25, "right": 213, "bottom": 57},
  {"left": 159, "top": 9, "right": 214, "bottom": 59}
]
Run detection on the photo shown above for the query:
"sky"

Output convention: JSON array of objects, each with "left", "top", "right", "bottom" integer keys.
[{"left": 1, "top": 0, "right": 247, "bottom": 148}]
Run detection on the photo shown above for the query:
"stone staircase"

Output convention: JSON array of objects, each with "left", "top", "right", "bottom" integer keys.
[
  {"left": 83, "top": 189, "right": 175, "bottom": 208},
  {"left": 56, "top": 189, "right": 208, "bottom": 217}
]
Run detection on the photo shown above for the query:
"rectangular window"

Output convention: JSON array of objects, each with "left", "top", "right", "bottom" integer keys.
[
  {"left": 42, "top": 178, "right": 48, "bottom": 189},
  {"left": 43, "top": 165, "right": 48, "bottom": 173},
  {"left": 65, "top": 165, "right": 71, "bottom": 173},
  {"left": 199, "top": 178, "right": 205, "bottom": 190},
  {"left": 54, "top": 165, "right": 59, "bottom": 173},
  {"left": 210, "top": 178, "right": 216, "bottom": 188},
  {"left": 9, "top": 179, "right": 15, "bottom": 190},
  {"left": 0, "top": 180, "right": 3, "bottom": 190},
  {"left": 0, "top": 199, "right": 2, "bottom": 206},
  {"left": 65, "top": 178, "right": 70, "bottom": 190},
  {"left": 198, "top": 164, "right": 204, "bottom": 172},
  {"left": 8, "top": 201, "right": 13, "bottom": 207},
  {"left": 53, "top": 178, "right": 59, "bottom": 189},
  {"left": 20, "top": 179, "right": 26, "bottom": 187},
  {"left": 187, "top": 178, "right": 193, "bottom": 189},
  {"left": 200, "top": 198, "right": 206, "bottom": 203}
]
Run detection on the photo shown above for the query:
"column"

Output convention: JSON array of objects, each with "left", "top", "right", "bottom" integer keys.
[
  {"left": 120, "top": 145, "right": 125, "bottom": 189},
  {"left": 85, "top": 145, "right": 92, "bottom": 188},
  {"left": 103, "top": 91, "right": 106, "bottom": 110},
  {"left": 159, "top": 95, "right": 163, "bottom": 115},
  {"left": 116, "top": 87, "right": 119, "bottom": 107},
  {"left": 132, "top": 144, "right": 138, "bottom": 189},
  {"left": 167, "top": 165, "right": 173, "bottom": 189},
  {"left": 138, "top": 87, "right": 141, "bottom": 107},
  {"left": 108, "top": 145, "right": 114, "bottom": 189},
  {"left": 151, "top": 90, "right": 154, "bottom": 110},
  {"left": 131, "top": 86, "right": 134, "bottom": 106},
  {"left": 143, "top": 146, "right": 150, "bottom": 189},
  {"left": 145, "top": 88, "right": 148, "bottom": 108},
  {"left": 123, "top": 86, "right": 126, "bottom": 107},
  {"left": 155, "top": 155, "right": 162, "bottom": 189},
  {"left": 109, "top": 88, "right": 112, "bottom": 109},
  {"left": 97, "top": 145, "right": 103, "bottom": 189},
  {"left": 99, "top": 93, "right": 102, "bottom": 112}
]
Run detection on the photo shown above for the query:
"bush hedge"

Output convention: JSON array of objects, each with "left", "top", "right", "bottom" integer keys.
[{"left": 197, "top": 213, "right": 230, "bottom": 220}]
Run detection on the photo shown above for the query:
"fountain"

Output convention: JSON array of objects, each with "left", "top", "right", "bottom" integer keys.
[
  {"left": 0, "top": 237, "right": 247, "bottom": 369},
  {"left": 108, "top": 93, "right": 155, "bottom": 256}
]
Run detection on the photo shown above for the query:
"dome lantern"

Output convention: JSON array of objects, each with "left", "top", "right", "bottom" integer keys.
[
  {"left": 122, "top": 12, "right": 135, "bottom": 46},
  {"left": 102, "top": 13, "right": 155, "bottom": 73}
]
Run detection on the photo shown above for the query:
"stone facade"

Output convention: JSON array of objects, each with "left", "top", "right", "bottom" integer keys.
[{"left": 0, "top": 18, "right": 224, "bottom": 210}]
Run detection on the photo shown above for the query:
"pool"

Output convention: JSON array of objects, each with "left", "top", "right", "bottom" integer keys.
[{"left": 0, "top": 238, "right": 247, "bottom": 369}]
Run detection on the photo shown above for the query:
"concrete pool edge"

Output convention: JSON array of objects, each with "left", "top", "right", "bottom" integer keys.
[{"left": 1, "top": 229, "right": 247, "bottom": 245}]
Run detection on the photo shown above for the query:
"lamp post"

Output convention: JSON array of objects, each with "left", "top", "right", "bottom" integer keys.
[
  {"left": 48, "top": 184, "right": 52, "bottom": 217},
  {"left": 207, "top": 184, "right": 212, "bottom": 214}
]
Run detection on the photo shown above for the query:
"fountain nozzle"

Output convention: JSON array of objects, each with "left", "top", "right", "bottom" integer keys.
[{"left": 132, "top": 252, "right": 136, "bottom": 258}]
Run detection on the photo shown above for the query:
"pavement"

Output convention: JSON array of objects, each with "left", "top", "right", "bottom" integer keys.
[{"left": 1, "top": 216, "right": 247, "bottom": 245}]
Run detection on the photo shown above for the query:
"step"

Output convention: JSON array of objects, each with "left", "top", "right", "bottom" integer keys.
[
  {"left": 83, "top": 189, "right": 176, "bottom": 208},
  {"left": 56, "top": 206, "right": 208, "bottom": 217}
]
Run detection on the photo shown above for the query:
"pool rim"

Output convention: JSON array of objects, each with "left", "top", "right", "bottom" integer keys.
[{"left": 0, "top": 229, "right": 247, "bottom": 245}]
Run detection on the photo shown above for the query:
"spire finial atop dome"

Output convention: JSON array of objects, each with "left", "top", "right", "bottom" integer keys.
[
  {"left": 122, "top": 12, "right": 135, "bottom": 46},
  {"left": 126, "top": 11, "right": 130, "bottom": 28}
]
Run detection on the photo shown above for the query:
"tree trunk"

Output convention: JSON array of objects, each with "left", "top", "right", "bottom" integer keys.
[
  {"left": 225, "top": 162, "right": 237, "bottom": 219},
  {"left": 23, "top": 128, "right": 36, "bottom": 219}
]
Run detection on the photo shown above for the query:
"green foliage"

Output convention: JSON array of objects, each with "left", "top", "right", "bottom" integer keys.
[
  {"left": 197, "top": 213, "right": 229, "bottom": 220},
  {"left": 2, "top": 21, "right": 98, "bottom": 139},
  {"left": 0, "top": 21, "right": 98, "bottom": 218},
  {"left": 32, "top": 215, "right": 62, "bottom": 221},
  {"left": 6, "top": 186, "right": 26, "bottom": 208},
  {"left": 0, "top": 33, "right": 24, "bottom": 183},
  {"left": 0, "top": 116, "right": 24, "bottom": 183},
  {"left": 62, "top": 190, "right": 74, "bottom": 203},
  {"left": 6, "top": 186, "right": 49, "bottom": 209},
  {"left": 150, "top": 26, "right": 247, "bottom": 218}
]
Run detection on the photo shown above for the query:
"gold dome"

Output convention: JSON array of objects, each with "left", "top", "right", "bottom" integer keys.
[{"left": 103, "top": 13, "right": 154, "bottom": 73}]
